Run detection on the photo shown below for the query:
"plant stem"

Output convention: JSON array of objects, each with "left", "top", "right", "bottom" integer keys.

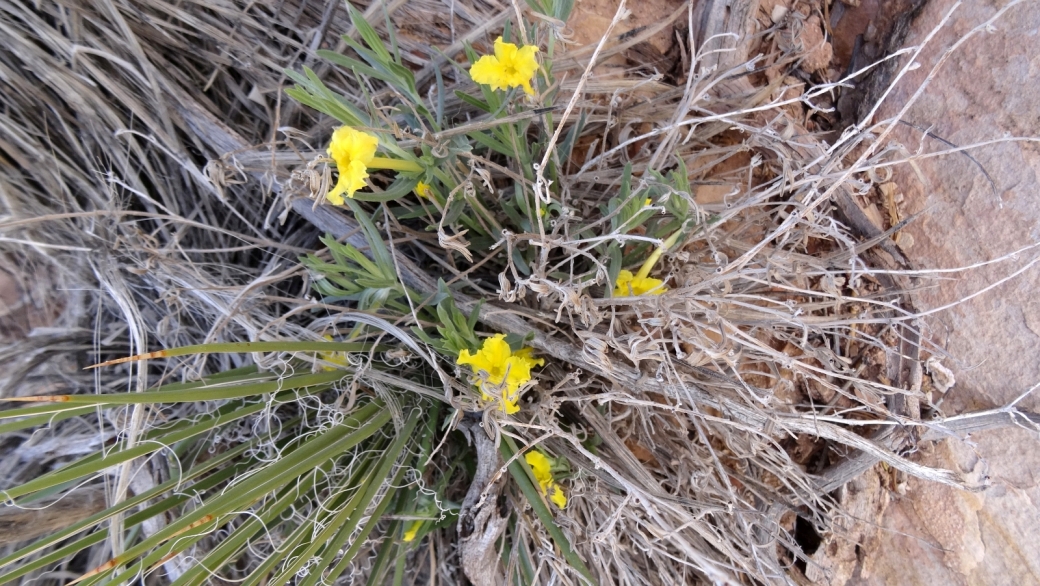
[
  {"left": 635, "top": 228, "right": 684, "bottom": 280},
  {"left": 369, "top": 157, "right": 423, "bottom": 173}
]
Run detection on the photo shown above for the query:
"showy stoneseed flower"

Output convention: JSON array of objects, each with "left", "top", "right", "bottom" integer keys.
[
  {"left": 325, "top": 127, "right": 425, "bottom": 204},
  {"left": 456, "top": 334, "right": 543, "bottom": 414},
  {"left": 614, "top": 269, "right": 666, "bottom": 297},
  {"left": 524, "top": 450, "right": 567, "bottom": 508},
  {"left": 415, "top": 181, "right": 432, "bottom": 198},
  {"left": 470, "top": 37, "right": 539, "bottom": 96},
  {"left": 326, "top": 126, "right": 378, "bottom": 204}
]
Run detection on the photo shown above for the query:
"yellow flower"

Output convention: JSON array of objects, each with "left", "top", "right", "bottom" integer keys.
[
  {"left": 415, "top": 181, "right": 432, "bottom": 198},
  {"left": 402, "top": 520, "right": 423, "bottom": 542},
  {"left": 457, "top": 334, "right": 544, "bottom": 414},
  {"left": 327, "top": 126, "right": 379, "bottom": 204},
  {"left": 470, "top": 37, "right": 539, "bottom": 96},
  {"left": 644, "top": 198, "right": 653, "bottom": 206},
  {"left": 613, "top": 270, "right": 666, "bottom": 297},
  {"left": 319, "top": 334, "right": 350, "bottom": 371},
  {"left": 525, "top": 450, "right": 567, "bottom": 508}
]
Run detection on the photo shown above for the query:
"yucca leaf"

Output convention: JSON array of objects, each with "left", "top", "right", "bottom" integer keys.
[
  {"left": 3, "top": 398, "right": 270, "bottom": 501},
  {"left": 89, "top": 341, "right": 376, "bottom": 369},
  {"left": 73, "top": 401, "right": 391, "bottom": 586},
  {"left": 0, "top": 405, "right": 95, "bottom": 434},
  {"left": 0, "top": 440, "right": 256, "bottom": 585},
  {"left": 5, "top": 369, "right": 349, "bottom": 405}
]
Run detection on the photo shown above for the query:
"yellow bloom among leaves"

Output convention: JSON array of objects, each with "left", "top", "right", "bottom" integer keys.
[
  {"left": 456, "top": 334, "right": 543, "bottom": 414},
  {"left": 470, "top": 37, "right": 539, "bottom": 96},
  {"left": 327, "top": 126, "right": 379, "bottom": 204},
  {"left": 319, "top": 335, "right": 350, "bottom": 371},
  {"left": 402, "top": 520, "right": 423, "bottom": 542},
  {"left": 614, "top": 269, "right": 666, "bottom": 297},
  {"left": 525, "top": 450, "right": 567, "bottom": 508},
  {"left": 415, "top": 181, "right": 432, "bottom": 198}
]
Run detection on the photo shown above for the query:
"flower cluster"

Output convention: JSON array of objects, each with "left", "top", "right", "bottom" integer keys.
[
  {"left": 456, "top": 334, "right": 543, "bottom": 414},
  {"left": 613, "top": 270, "right": 667, "bottom": 297},
  {"left": 524, "top": 450, "right": 566, "bottom": 508},
  {"left": 470, "top": 37, "right": 539, "bottom": 96}
]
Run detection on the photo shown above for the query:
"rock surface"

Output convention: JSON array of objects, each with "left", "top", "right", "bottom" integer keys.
[{"left": 824, "top": 1, "right": 1040, "bottom": 583}]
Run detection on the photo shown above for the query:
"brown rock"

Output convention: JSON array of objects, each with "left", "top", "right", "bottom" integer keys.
[{"left": 819, "top": 1, "right": 1040, "bottom": 584}]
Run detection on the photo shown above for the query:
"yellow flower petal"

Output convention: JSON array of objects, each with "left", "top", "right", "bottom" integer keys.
[
  {"left": 326, "top": 127, "right": 379, "bottom": 202},
  {"left": 402, "top": 520, "right": 423, "bottom": 542},
  {"left": 469, "top": 37, "right": 539, "bottom": 96},
  {"left": 415, "top": 181, "right": 432, "bottom": 198},
  {"left": 525, "top": 451, "right": 567, "bottom": 508},
  {"left": 614, "top": 269, "right": 667, "bottom": 297},
  {"left": 494, "top": 37, "right": 518, "bottom": 63},
  {"left": 319, "top": 334, "right": 350, "bottom": 371},
  {"left": 470, "top": 54, "right": 506, "bottom": 90},
  {"left": 457, "top": 334, "right": 542, "bottom": 414},
  {"left": 548, "top": 484, "right": 567, "bottom": 508}
]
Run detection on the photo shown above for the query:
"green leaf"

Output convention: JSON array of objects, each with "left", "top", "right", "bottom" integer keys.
[
  {"left": 293, "top": 408, "right": 422, "bottom": 586},
  {"left": 352, "top": 174, "right": 421, "bottom": 203},
  {"left": 455, "top": 90, "right": 492, "bottom": 114},
  {"left": 13, "top": 369, "right": 349, "bottom": 406},
  {"left": 3, "top": 397, "right": 277, "bottom": 501},
  {"left": 346, "top": 3, "right": 393, "bottom": 66},
  {"left": 607, "top": 242, "right": 622, "bottom": 294},
  {"left": 469, "top": 130, "right": 514, "bottom": 157},
  {"left": 0, "top": 405, "right": 95, "bottom": 434}
]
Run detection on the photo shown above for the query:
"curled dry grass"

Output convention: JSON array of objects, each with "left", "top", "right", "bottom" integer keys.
[{"left": 2, "top": 0, "right": 1037, "bottom": 584}]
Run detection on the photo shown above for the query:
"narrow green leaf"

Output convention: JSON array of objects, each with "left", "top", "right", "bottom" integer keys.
[
  {"left": 454, "top": 90, "right": 492, "bottom": 114},
  {"left": 0, "top": 441, "right": 255, "bottom": 584},
  {"left": 0, "top": 406, "right": 94, "bottom": 434},
  {"left": 2, "top": 399, "right": 271, "bottom": 500},
  {"left": 169, "top": 459, "right": 337, "bottom": 586},
  {"left": 346, "top": 3, "right": 392, "bottom": 65},
  {"left": 17, "top": 370, "right": 349, "bottom": 405}
]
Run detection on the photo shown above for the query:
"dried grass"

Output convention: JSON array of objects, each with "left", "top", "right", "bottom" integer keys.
[{"left": 2, "top": 0, "right": 1038, "bottom": 584}]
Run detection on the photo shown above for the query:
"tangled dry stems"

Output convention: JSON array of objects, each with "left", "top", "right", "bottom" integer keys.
[{"left": 2, "top": 0, "right": 1038, "bottom": 584}]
